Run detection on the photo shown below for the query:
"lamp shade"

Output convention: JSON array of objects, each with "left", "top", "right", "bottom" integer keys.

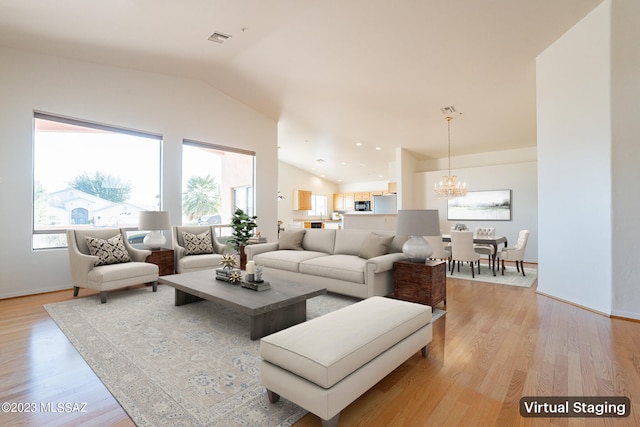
[
  {"left": 397, "top": 210, "right": 441, "bottom": 263},
  {"left": 138, "top": 211, "right": 171, "bottom": 231},
  {"left": 138, "top": 211, "right": 171, "bottom": 249},
  {"left": 397, "top": 210, "right": 441, "bottom": 237}
]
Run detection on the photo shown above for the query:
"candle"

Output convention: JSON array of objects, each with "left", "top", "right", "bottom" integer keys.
[{"left": 246, "top": 261, "right": 255, "bottom": 274}]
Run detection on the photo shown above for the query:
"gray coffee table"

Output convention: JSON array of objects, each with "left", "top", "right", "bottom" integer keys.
[{"left": 158, "top": 269, "right": 327, "bottom": 340}]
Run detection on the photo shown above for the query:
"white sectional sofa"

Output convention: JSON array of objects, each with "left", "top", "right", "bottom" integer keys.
[{"left": 244, "top": 228, "right": 408, "bottom": 299}]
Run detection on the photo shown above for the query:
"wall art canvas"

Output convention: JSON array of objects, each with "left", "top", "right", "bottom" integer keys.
[{"left": 447, "top": 190, "right": 511, "bottom": 221}]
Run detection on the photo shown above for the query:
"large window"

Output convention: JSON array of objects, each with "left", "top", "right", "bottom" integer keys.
[
  {"left": 33, "top": 112, "right": 161, "bottom": 249},
  {"left": 182, "top": 140, "right": 255, "bottom": 237},
  {"left": 311, "top": 195, "right": 328, "bottom": 217}
]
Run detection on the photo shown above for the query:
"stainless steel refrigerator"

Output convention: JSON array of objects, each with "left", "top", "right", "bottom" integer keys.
[{"left": 372, "top": 194, "right": 397, "bottom": 214}]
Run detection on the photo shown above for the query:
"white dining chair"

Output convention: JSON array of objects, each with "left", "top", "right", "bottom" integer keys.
[
  {"left": 474, "top": 227, "right": 496, "bottom": 268},
  {"left": 449, "top": 231, "right": 482, "bottom": 278},
  {"left": 497, "top": 230, "right": 530, "bottom": 276},
  {"left": 425, "top": 235, "right": 451, "bottom": 267}
]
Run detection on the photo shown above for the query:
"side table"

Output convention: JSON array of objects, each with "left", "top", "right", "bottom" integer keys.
[
  {"left": 393, "top": 260, "right": 446, "bottom": 307},
  {"left": 146, "top": 248, "right": 175, "bottom": 276}
]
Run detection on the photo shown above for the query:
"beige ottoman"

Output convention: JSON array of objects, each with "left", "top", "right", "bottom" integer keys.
[{"left": 260, "top": 296, "right": 432, "bottom": 427}]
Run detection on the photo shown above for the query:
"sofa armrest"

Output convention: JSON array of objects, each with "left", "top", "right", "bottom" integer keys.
[
  {"left": 119, "top": 228, "right": 151, "bottom": 262},
  {"left": 245, "top": 242, "right": 280, "bottom": 260},
  {"left": 66, "top": 231, "right": 99, "bottom": 287},
  {"left": 365, "top": 253, "right": 408, "bottom": 273}
]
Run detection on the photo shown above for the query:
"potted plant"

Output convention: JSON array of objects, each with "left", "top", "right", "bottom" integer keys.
[{"left": 227, "top": 208, "right": 258, "bottom": 269}]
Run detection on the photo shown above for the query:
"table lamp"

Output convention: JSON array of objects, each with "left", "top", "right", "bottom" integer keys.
[
  {"left": 396, "top": 209, "right": 441, "bottom": 263},
  {"left": 138, "top": 211, "right": 171, "bottom": 250}
]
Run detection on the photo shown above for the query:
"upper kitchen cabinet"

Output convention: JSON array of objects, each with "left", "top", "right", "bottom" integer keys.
[
  {"left": 354, "top": 192, "right": 370, "bottom": 201},
  {"left": 294, "top": 190, "right": 313, "bottom": 210},
  {"left": 333, "top": 193, "right": 344, "bottom": 211}
]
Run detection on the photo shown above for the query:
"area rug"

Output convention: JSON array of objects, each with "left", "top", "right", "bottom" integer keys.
[
  {"left": 447, "top": 263, "right": 537, "bottom": 288},
  {"left": 44, "top": 286, "right": 444, "bottom": 427}
]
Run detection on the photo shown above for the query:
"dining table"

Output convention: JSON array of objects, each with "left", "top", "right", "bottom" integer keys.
[{"left": 441, "top": 234, "right": 508, "bottom": 276}]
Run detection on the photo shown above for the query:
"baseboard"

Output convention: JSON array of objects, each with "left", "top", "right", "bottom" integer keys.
[{"left": 534, "top": 290, "right": 610, "bottom": 318}]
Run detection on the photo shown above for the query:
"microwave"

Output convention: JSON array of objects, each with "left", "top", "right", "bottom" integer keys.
[{"left": 354, "top": 201, "right": 371, "bottom": 211}]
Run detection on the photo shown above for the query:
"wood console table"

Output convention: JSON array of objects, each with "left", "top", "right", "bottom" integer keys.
[
  {"left": 393, "top": 260, "right": 446, "bottom": 307},
  {"left": 146, "top": 248, "right": 175, "bottom": 276}
]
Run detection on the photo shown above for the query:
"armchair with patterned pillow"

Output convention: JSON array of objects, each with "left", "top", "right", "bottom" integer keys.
[
  {"left": 66, "top": 228, "right": 159, "bottom": 303},
  {"left": 172, "top": 226, "right": 229, "bottom": 273}
]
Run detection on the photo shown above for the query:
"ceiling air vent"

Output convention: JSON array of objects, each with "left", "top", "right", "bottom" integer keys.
[
  {"left": 440, "top": 105, "right": 456, "bottom": 115},
  {"left": 208, "top": 32, "right": 231, "bottom": 44}
]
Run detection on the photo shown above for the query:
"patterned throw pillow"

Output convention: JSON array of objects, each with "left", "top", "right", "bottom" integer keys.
[
  {"left": 182, "top": 230, "right": 214, "bottom": 255},
  {"left": 85, "top": 234, "right": 132, "bottom": 266}
]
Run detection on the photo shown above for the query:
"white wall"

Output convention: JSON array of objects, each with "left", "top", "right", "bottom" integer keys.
[
  {"left": 0, "top": 47, "right": 278, "bottom": 298},
  {"left": 277, "top": 161, "right": 339, "bottom": 226},
  {"left": 536, "top": 2, "right": 613, "bottom": 315},
  {"left": 611, "top": 0, "right": 640, "bottom": 319},
  {"left": 417, "top": 161, "right": 538, "bottom": 262}
]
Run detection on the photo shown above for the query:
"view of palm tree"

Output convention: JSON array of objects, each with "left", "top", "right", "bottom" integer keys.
[{"left": 182, "top": 175, "right": 221, "bottom": 221}]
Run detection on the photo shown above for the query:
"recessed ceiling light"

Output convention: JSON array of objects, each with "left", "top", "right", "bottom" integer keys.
[
  {"left": 341, "top": 162, "right": 347, "bottom": 166},
  {"left": 375, "top": 147, "right": 382, "bottom": 151},
  {"left": 208, "top": 32, "right": 231, "bottom": 44},
  {"left": 355, "top": 142, "right": 362, "bottom": 146}
]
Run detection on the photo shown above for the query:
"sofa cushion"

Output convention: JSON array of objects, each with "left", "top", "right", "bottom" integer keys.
[
  {"left": 389, "top": 234, "right": 409, "bottom": 253},
  {"left": 254, "top": 250, "right": 329, "bottom": 273},
  {"left": 333, "top": 229, "right": 372, "bottom": 256},
  {"left": 302, "top": 229, "right": 336, "bottom": 254},
  {"left": 278, "top": 229, "right": 306, "bottom": 250},
  {"left": 359, "top": 233, "right": 394, "bottom": 259},
  {"left": 260, "top": 296, "right": 432, "bottom": 389},
  {"left": 179, "top": 253, "right": 225, "bottom": 271},
  {"left": 87, "top": 261, "right": 157, "bottom": 282},
  {"left": 182, "top": 230, "right": 214, "bottom": 255},
  {"left": 85, "top": 234, "right": 132, "bottom": 266},
  {"left": 299, "top": 255, "right": 366, "bottom": 283}
]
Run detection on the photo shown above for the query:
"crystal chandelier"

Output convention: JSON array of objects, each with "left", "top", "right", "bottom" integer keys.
[{"left": 434, "top": 116, "right": 467, "bottom": 198}]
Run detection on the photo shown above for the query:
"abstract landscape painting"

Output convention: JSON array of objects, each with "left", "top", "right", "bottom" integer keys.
[{"left": 447, "top": 190, "right": 511, "bottom": 221}]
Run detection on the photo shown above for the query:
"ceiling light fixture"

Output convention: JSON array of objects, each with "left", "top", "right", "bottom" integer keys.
[{"left": 434, "top": 116, "right": 467, "bottom": 199}]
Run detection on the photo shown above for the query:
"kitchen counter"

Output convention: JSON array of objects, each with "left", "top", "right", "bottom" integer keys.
[{"left": 342, "top": 214, "right": 397, "bottom": 231}]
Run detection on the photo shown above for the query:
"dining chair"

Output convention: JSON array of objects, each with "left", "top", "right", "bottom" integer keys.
[
  {"left": 425, "top": 235, "right": 452, "bottom": 267},
  {"left": 474, "top": 227, "right": 496, "bottom": 268},
  {"left": 449, "top": 230, "right": 482, "bottom": 278},
  {"left": 497, "top": 230, "right": 530, "bottom": 276}
]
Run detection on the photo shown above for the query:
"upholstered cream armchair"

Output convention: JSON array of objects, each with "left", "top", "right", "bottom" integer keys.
[
  {"left": 172, "top": 226, "right": 228, "bottom": 273},
  {"left": 498, "top": 230, "right": 530, "bottom": 276},
  {"left": 67, "top": 228, "right": 159, "bottom": 303}
]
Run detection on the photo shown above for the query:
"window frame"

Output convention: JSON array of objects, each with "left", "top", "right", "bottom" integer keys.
[{"left": 32, "top": 111, "right": 163, "bottom": 250}]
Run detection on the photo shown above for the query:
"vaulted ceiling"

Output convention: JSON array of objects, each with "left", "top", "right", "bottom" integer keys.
[{"left": 0, "top": 0, "right": 602, "bottom": 183}]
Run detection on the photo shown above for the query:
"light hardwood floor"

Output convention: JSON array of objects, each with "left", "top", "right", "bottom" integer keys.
[{"left": 1, "top": 268, "right": 639, "bottom": 427}]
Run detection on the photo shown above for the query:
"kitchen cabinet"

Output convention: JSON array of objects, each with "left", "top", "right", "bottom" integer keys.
[
  {"left": 294, "top": 190, "right": 313, "bottom": 210},
  {"left": 333, "top": 193, "right": 344, "bottom": 211},
  {"left": 354, "top": 192, "right": 370, "bottom": 201},
  {"left": 343, "top": 193, "right": 355, "bottom": 211}
]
